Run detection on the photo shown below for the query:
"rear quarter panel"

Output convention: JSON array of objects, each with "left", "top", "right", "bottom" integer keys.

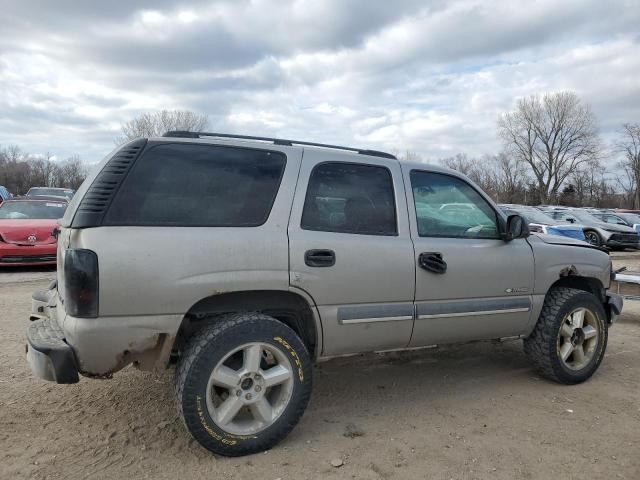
[{"left": 68, "top": 145, "right": 302, "bottom": 318}]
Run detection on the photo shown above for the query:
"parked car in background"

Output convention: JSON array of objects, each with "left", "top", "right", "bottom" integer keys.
[
  {"left": 589, "top": 211, "right": 640, "bottom": 234},
  {"left": 581, "top": 207, "right": 613, "bottom": 212},
  {"left": 542, "top": 207, "right": 639, "bottom": 249},
  {"left": 26, "top": 187, "right": 74, "bottom": 200},
  {"left": 612, "top": 212, "right": 640, "bottom": 233},
  {"left": 21, "top": 195, "right": 70, "bottom": 204},
  {"left": 499, "top": 205, "right": 586, "bottom": 241},
  {"left": 0, "top": 186, "right": 11, "bottom": 203},
  {"left": 0, "top": 198, "right": 67, "bottom": 266}
]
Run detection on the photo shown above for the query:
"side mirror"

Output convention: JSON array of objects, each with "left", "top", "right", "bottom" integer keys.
[
  {"left": 567, "top": 218, "right": 575, "bottom": 223},
  {"left": 503, "top": 214, "right": 529, "bottom": 241}
]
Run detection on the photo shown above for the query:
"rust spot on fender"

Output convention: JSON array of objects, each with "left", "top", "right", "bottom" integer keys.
[{"left": 559, "top": 265, "right": 579, "bottom": 277}]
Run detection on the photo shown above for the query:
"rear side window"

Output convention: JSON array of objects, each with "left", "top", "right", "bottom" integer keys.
[
  {"left": 104, "top": 143, "right": 286, "bottom": 226},
  {"left": 301, "top": 162, "right": 397, "bottom": 236}
]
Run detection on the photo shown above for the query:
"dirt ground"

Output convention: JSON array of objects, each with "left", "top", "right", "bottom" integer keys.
[{"left": 1, "top": 267, "right": 640, "bottom": 480}]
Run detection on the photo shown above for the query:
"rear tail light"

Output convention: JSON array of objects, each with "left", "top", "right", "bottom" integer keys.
[{"left": 64, "top": 249, "right": 99, "bottom": 317}]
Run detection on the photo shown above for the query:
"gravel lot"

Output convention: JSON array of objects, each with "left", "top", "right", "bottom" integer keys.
[{"left": 2, "top": 266, "right": 640, "bottom": 480}]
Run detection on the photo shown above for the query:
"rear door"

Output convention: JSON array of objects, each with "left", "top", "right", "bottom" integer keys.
[
  {"left": 288, "top": 151, "right": 415, "bottom": 355},
  {"left": 404, "top": 168, "right": 535, "bottom": 347}
]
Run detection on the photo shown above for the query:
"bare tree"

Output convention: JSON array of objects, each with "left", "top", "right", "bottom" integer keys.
[
  {"left": 438, "top": 148, "right": 624, "bottom": 208},
  {"left": 439, "top": 153, "right": 499, "bottom": 197},
  {"left": 616, "top": 164, "right": 636, "bottom": 207},
  {"left": 0, "top": 145, "right": 31, "bottom": 194},
  {"left": 397, "top": 150, "right": 423, "bottom": 162},
  {"left": 53, "top": 155, "right": 88, "bottom": 190},
  {"left": 28, "top": 153, "right": 57, "bottom": 187},
  {"left": 0, "top": 145, "right": 87, "bottom": 194},
  {"left": 567, "top": 160, "right": 604, "bottom": 207},
  {"left": 615, "top": 123, "right": 640, "bottom": 209},
  {"left": 491, "top": 152, "right": 528, "bottom": 204},
  {"left": 498, "top": 92, "right": 600, "bottom": 204},
  {"left": 116, "top": 110, "right": 209, "bottom": 144},
  {"left": 440, "top": 153, "right": 476, "bottom": 176}
]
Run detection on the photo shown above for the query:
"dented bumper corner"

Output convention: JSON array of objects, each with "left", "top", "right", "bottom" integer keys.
[
  {"left": 28, "top": 288, "right": 182, "bottom": 379},
  {"left": 26, "top": 317, "right": 79, "bottom": 384},
  {"left": 605, "top": 292, "right": 623, "bottom": 325}
]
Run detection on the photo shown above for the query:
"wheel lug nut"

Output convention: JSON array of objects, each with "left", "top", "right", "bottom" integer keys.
[
  {"left": 245, "top": 393, "right": 252, "bottom": 400},
  {"left": 255, "top": 385, "right": 262, "bottom": 392},
  {"left": 236, "top": 390, "right": 242, "bottom": 396}
]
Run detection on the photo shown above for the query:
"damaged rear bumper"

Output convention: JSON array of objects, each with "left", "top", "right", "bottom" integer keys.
[
  {"left": 27, "top": 288, "right": 182, "bottom": 380},
  {"left": 26, "top": 317, "right": 79, "bottom": 384},
  {"left": 26, "top": 283, "right": 79, "bottom": 384}
]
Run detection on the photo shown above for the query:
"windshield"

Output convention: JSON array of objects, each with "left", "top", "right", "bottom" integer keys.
[
  {"left": 509, "top": 207, "right": 557, "bottom": 225},
  {"left": 27, "top": 188, "right": 74, "bottom": 199},
  {"left": 619, "top": 213, "right": 640, "bottom": 224},
  {"left": 0, "top": 201, "right": 67, "bottom": 219},
  {"left": 568, "top": 210, "right": 603, "bottom": 223}
]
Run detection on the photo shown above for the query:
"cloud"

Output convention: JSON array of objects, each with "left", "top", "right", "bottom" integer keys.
[{"left": 0, "top": 0, "right": 638, "bottom": 164}]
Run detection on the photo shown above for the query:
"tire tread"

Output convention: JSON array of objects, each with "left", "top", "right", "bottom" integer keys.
[
  {"left": 524, "top": 287, "right": 606, "bottom": 384},
  {"left": 175, "top": 312, "right": 312, "bottom": 456}
]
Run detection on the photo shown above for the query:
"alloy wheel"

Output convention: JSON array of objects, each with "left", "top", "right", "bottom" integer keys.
[
  {"left": 556, "top": 307, "right": 600, "bottom": 370},
  {"left": 205, "top": 342, "right": 294, "bottom": 436}
]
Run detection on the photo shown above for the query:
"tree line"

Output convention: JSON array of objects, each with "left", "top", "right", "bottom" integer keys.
[
  {"left": 0, "top": 145, "right": 87, "bottom": 195},
  {"left": 1, "top": 102, "right": 638, "bottom": 208},
  {"left": 404, "top": 91, "right": 638, "bottom": 209}
]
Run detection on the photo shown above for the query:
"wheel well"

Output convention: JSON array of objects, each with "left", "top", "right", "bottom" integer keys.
[
  {"left": 549, "top": 276, "right": 605, "bottom": 302},
  {"left": 174, "top": 290, "right": 318, "bottom": 357}
]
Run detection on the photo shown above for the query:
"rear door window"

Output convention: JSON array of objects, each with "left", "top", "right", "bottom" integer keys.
[
  {"left": 301, "top": 162, "right": 397, "bottom": 236},
  {"left": 104, "top": 143, "right": 286, "bottom": 226}
]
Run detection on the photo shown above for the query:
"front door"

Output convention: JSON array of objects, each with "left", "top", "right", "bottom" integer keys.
[
  {"left": 404, "top": 168, "right": 535, "bottom": 347},
  {"left": 288, "top": 151, "right": 415, "bottom": 356}
]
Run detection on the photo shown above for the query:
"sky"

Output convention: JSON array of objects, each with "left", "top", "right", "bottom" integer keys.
[{"left": 0, "top": 0, "right": 639, "bottom": 163}]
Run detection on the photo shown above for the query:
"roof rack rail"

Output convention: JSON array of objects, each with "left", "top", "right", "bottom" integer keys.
[{"left": 162, "top": 131, "right": 397, "bottom": 160}]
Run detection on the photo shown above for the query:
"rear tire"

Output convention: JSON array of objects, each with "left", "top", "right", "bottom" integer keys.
[
  {"left": 523, "top": 287, "right": 607, "bottom": 384},
  {"left": 175, "top": 312, "right": 312, "bottom": 456}
]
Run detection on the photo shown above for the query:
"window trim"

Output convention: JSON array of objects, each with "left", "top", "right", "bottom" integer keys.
[
  {"left": 409, "top": 169, "right": 502, "bottom": 240},
  {"left": 102, "top": 142, "right": 288, "bottom": 228},
  {"left": 300, "top": 161, "right": 399, "bottom": 237}
]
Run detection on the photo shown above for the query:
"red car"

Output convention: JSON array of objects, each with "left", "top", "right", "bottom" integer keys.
[{"left": 0, "top": 199, "right": 67, "bottom": 266}]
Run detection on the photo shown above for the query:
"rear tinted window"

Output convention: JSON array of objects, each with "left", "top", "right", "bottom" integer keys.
[{"left": 104, "top": 143, "right": 286, "bottom": 226}]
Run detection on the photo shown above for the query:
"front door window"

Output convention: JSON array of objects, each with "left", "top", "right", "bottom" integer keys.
[{"left": 410, "top": 171, "right": 499, "bottom": 239}]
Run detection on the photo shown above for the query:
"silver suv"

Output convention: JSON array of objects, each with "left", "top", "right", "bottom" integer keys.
[{"left": 26, "top": 132, "right": 623, "bottom": 456}]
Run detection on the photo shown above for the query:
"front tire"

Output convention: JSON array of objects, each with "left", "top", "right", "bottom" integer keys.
[
  {"left": 584, "top": 230, "right": 601, "bottom": 247},
  {"left": 175, "top": 312, "right": 312, "bottom": 456},
  {"left": 524, "top": 287, "right": 608, "bottom": 384}
]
